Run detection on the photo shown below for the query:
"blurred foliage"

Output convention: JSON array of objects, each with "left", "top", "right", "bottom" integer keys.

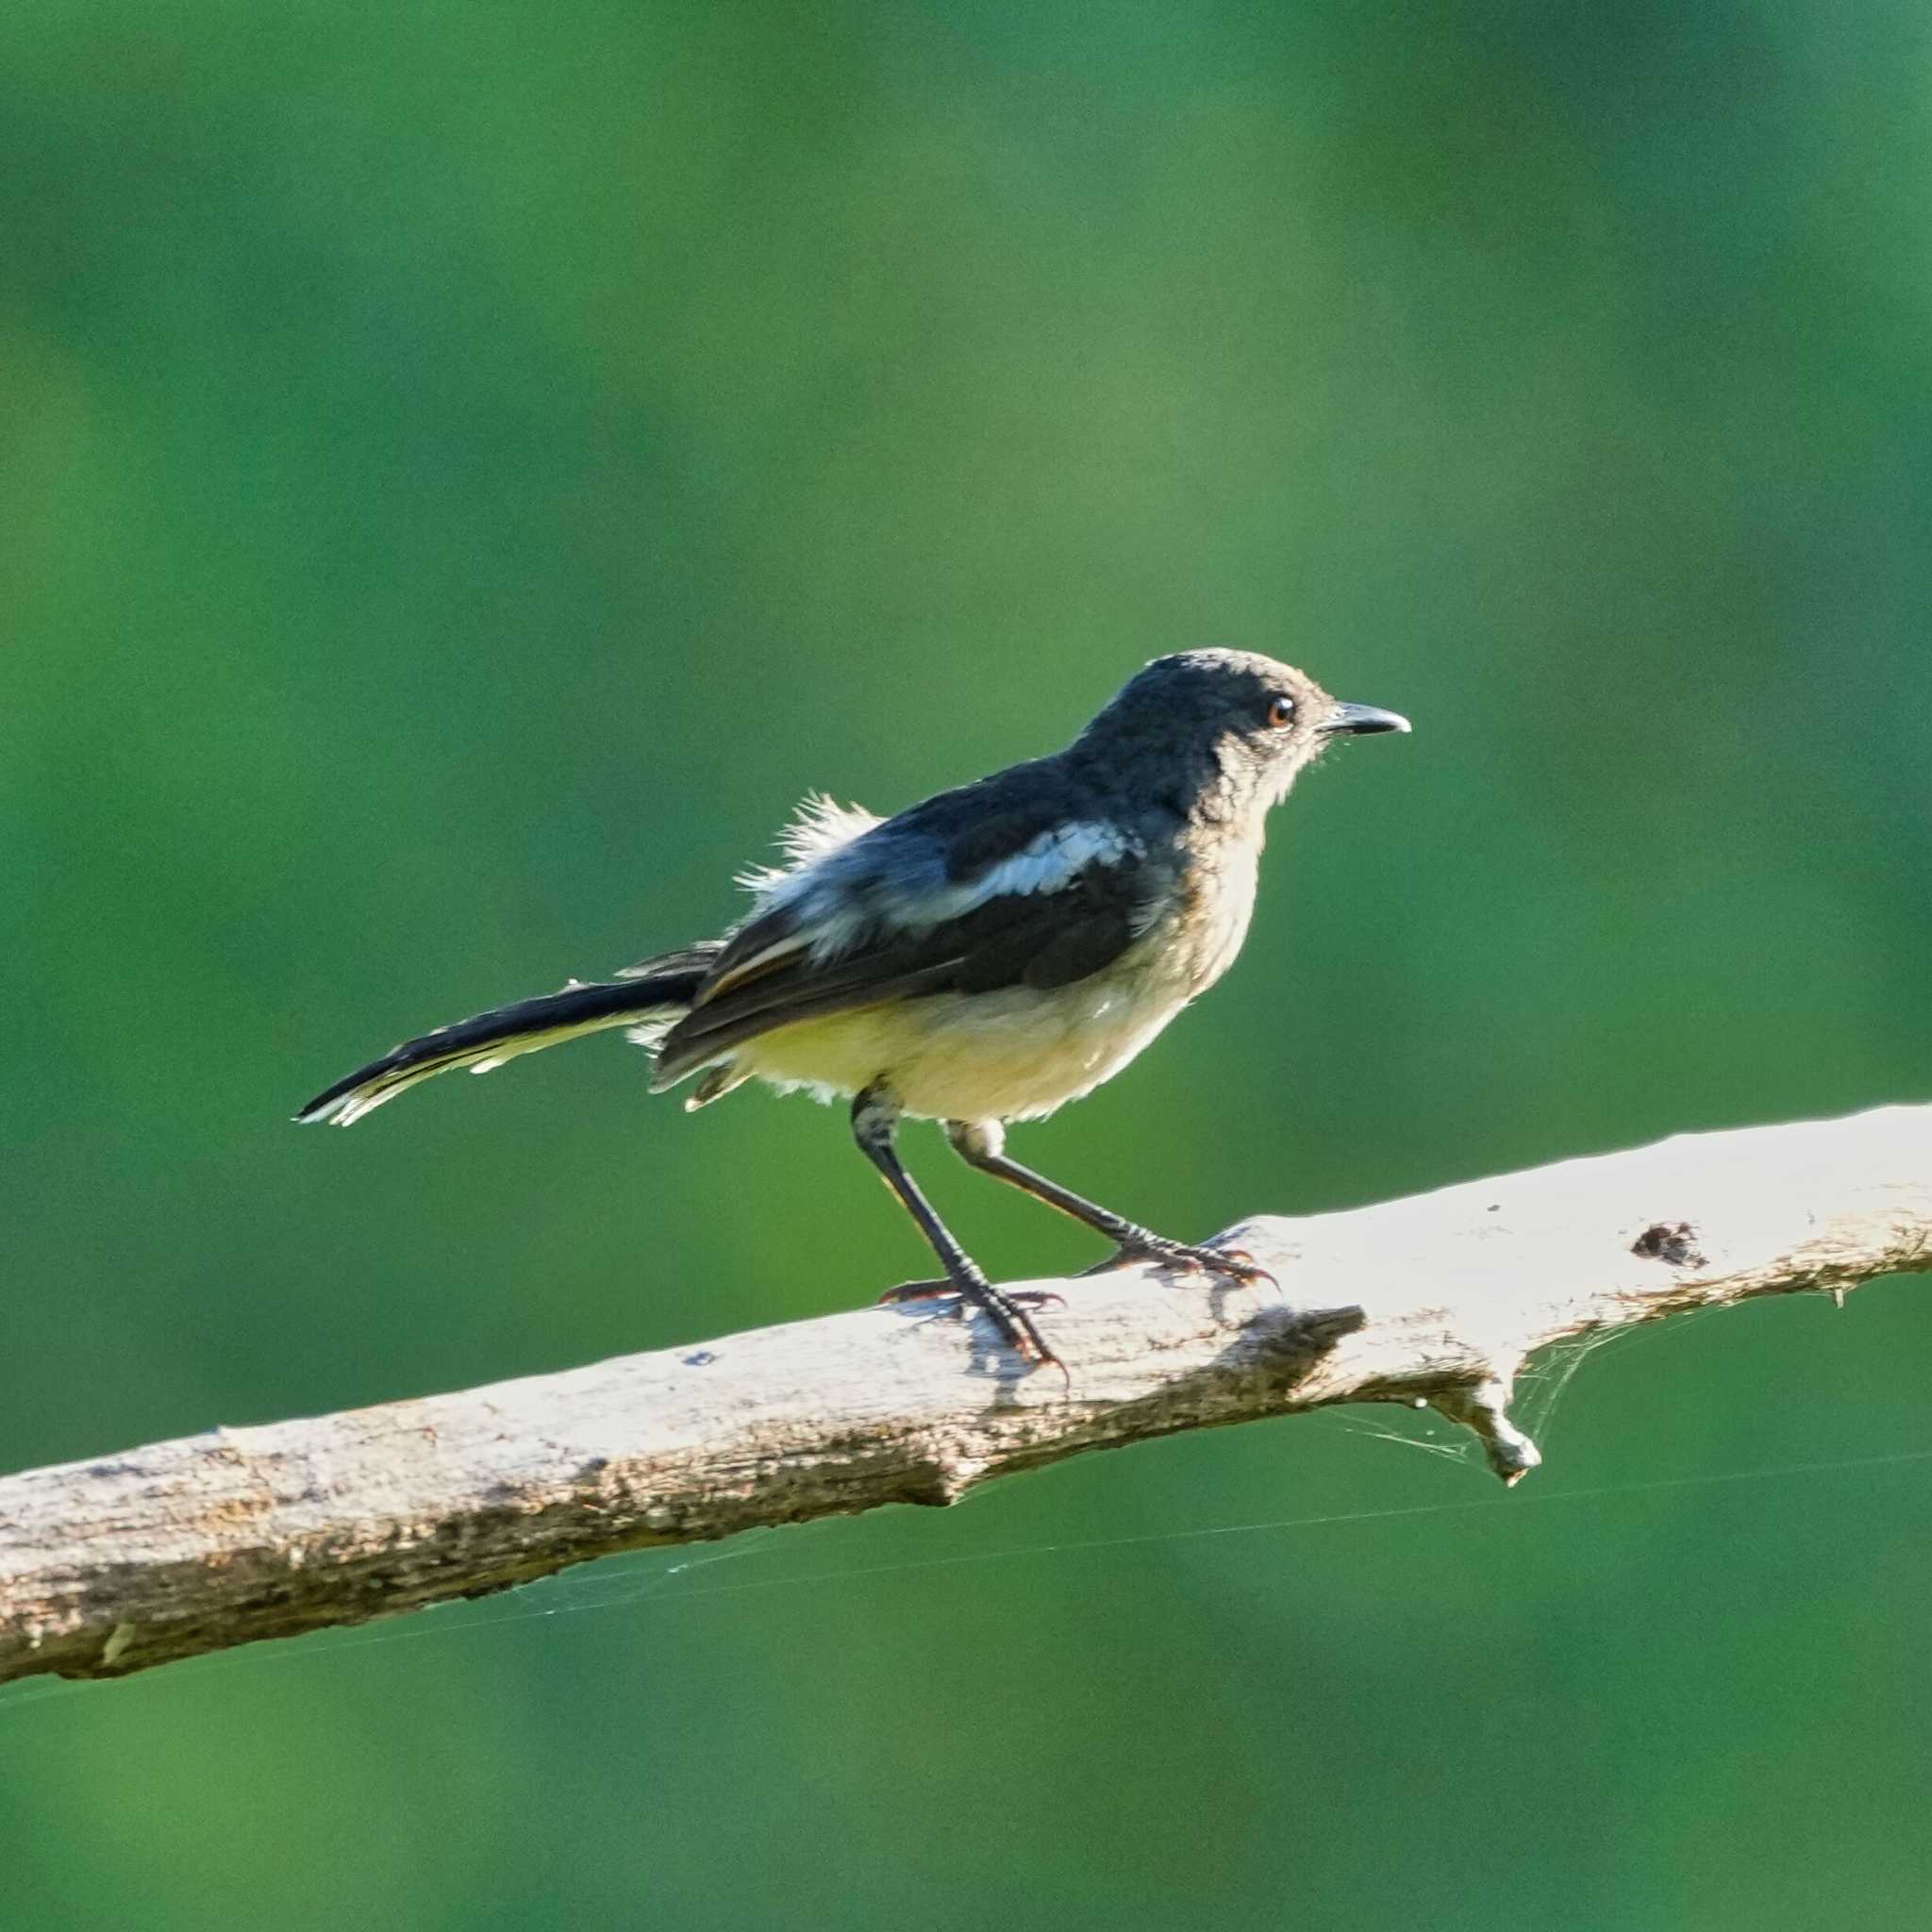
[{"left": 4, "top": 4, "right": 1930, "bottom": 1927}]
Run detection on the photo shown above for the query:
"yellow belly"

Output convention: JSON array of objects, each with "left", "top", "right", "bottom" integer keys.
[{"left": 733, "top": 941, "right": 1195, "bottom": 1123}]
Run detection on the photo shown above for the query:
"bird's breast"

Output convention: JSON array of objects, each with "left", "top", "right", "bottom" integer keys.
[{"left": 1174, "top": 834, "right": 1260, "bottom": 996}]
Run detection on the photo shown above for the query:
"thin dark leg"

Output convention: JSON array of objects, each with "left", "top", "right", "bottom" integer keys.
[
  {"left": 852, "top": 1086, "right": 1059, "bottom": 1369},
  {"left": 943, "top": 1120, "right": 1272, "bottom": 1287}
]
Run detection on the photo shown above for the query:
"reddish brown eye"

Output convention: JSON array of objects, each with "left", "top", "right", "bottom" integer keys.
[{"left": 1266, "top": 695, "right": 1296, "bottom": 729}]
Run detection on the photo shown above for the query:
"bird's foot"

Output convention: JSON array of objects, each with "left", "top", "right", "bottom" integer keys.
[
  {"left": 878, "top": 1279, "right": 1065, "bottom": 1311},
  {"left": 1079, "top": 1232, "right": 1275, "bottom": 1291},
  {"left": 876, "top": 1277, "right": 1065, "bottom": 1375}
]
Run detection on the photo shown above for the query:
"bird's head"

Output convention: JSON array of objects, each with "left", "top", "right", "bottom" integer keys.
[{"left": 1079, "top": 648, "right": 1409, "bottom": 822}]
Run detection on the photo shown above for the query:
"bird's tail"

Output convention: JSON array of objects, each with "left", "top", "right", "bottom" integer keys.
[{"left": 294, "top": 944, "right": 720, "bottom": 1126}]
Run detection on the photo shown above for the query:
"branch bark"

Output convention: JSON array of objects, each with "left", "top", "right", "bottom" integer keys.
[{"left": 6, "top": 1104, "right": 1929, "bottom": 1686}]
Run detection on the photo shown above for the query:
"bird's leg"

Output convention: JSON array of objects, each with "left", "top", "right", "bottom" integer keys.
[
  {"left": 943, "top": 1120, "right": 1274, "bottom": 1289},
  {"left": 852, "top": 1086, "right": 1060, "bottom": 1369}
]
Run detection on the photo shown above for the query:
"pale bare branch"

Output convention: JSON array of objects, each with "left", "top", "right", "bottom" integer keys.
[{"left": 5, "top": 1104, "right": 1927, "bottom": 1686}]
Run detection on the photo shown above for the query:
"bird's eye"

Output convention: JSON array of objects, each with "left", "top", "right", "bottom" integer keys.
[{"left": 1266, "top": 695, "right": 1296, "bottom": 729}]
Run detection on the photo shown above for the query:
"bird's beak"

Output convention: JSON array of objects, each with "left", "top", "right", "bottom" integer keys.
[{"left": 1321, "top": 700, "right": 1411, "bottom": 736}]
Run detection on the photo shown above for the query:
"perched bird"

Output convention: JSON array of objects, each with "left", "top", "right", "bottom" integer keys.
[{"left": 298, "top": 650, "right": 1408, "bottom": 1369}]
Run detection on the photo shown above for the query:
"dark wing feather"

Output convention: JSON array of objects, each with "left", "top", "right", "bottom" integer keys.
[
  {"left": 994, "top": 895, "right": 1138, "bottom": 992},
  {"left": 652, "top": 860, "right": 1158, "bottom": 1087},
  {"left": 613, "top": 941, "right": 732, "bottom": 983},
  {"left": 691, "top": 758, "right": 1106, "bottom": 1005}
]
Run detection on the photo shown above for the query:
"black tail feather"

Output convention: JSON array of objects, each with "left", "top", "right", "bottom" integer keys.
[{"left": 295, "top": 946, "right": 718, "bottom": 1125}]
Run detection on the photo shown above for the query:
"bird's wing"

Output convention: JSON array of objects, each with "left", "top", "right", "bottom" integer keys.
[
  {"left": 692, "top": 762, "right": 1109, "bottom": 997},
  {"left": 651, "top": 770, "right": 1174, "bottom": 1086}
]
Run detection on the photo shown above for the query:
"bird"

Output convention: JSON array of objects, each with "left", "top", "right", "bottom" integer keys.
[{"left": 297, "top": 650, "right": 1408, "bottom": 1371}]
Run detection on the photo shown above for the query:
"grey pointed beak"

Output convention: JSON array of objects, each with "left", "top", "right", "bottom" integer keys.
[{"left": 1321, "top": 700, "right": 1411, "bottom": 736}]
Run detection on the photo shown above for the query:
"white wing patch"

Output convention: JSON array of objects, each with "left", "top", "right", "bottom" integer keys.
[
  {"left": 801, "top": 817, "right": 1140, "bottom": 964},
  {"left": 932, "top": 821, "right": 1140, "bottom": 921}
]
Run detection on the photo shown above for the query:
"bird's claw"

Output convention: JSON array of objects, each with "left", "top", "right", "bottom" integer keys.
[
  {"left": 1085, "top": 1238, "right": 1276, "bottom": 1291},
  {"left": 878, "top": 1280, "right": 1067, "bottom": 1312},
  {"left": 877, "top": 1277, "right": 947, "bottom": 1306},
  {"left": 1197, "top": 1245, "right": 1278, "bottom": 1290},
  {"left": 875, "top": 1279, "right": 1067, "bottom": 1380}
]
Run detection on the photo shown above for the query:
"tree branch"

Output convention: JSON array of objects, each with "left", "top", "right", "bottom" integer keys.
[{"left": 6, "top": 1104, "right": 1928, "bottom": 1686}]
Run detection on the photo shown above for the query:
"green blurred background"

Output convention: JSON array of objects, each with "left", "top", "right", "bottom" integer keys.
[{"left": 5, "top": 3, "right": 1930, "bottom": 1925}]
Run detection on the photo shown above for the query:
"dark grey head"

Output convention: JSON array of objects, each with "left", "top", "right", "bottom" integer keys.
[{"left": 1076, "top": 648, "right": 1408, "bottom": 820}]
